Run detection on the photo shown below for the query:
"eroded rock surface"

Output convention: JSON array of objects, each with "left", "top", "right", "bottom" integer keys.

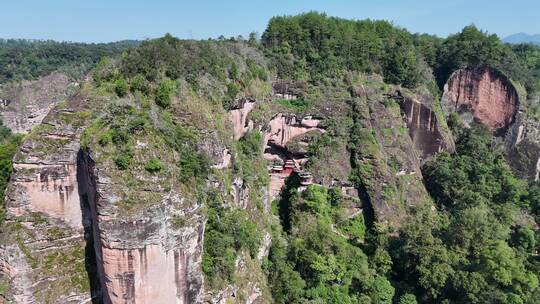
[
  {"left": 229, "top": 98, "right": 256, "bottom": 140},
  {"left": 0, "top": 73, "right": 78, "bottom": 133},
  {"left": 440, "top": 66, "right": 540, "bottom": 181},
  {"left": 262, "top": 114, "right": 324, "bottom": 199},
  {"left": 442, "top": 66, "right": 519, "bottom": 135},
  {"left": 350, "top": 85, "right": 433, "bottom": 228},
  {"left": 0, "top": 93, "right": 96, "bottom": 303},
  {"left": 398, "top": 92, "right": 455, "bottom": 161}
]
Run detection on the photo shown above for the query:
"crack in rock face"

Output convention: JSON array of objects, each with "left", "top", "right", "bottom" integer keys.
[{"left": 442, "top": 66, "right": 520, "bottom": 136}]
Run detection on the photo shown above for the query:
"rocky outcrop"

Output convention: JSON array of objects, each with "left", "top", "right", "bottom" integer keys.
[
  {"left": 229, "top": 99, "right": 256, "bottom": 140},
  {"left": 0, "top": 93, "right": 96, "bottom": 303},
  {"left": 350, "top": 85, "right": 433, "bottom": 228},
  {"left": 263, "top": 114, "right": 323, "bottom": 149},
  {"left": 504, "top": 111, "right": 540, "bottom": 181},
  {"left": 0, "top": 88, "right": 207, "bottom": 303},
  {"left": 442, "top": 66, "right": 519, "bottom": 136},
  {"left": 0, "top": 73, "right": 78, "bottom": 133},
  {"left": 272, "top": 80, "right": 306, "bottom": 100},
  {"left": 441, "top": 66, "right": 540, "bottom": 181}
]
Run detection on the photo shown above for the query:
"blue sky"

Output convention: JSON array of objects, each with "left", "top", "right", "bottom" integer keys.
[{"left": 2, "top": 0, "right": 538, "bottom": 42}]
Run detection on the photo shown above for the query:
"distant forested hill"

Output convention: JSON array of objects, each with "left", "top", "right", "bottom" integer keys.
[
  {"left": 504, "top": 33, "right": 540, "bottom": 45},
  {"left": 0, "top": 39, "right": 139, "bottom": 83}
]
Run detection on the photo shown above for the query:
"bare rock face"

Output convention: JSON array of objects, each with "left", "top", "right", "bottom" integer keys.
[
  {"left": 263, "top": 114, "right": 324, "bottom": 149},
  {"left": 0, "top": 73, "right": 78, "bottom": 133},
  {"left": 229, "top": 99, "right": 256, "bottom": 140},
  {"left": 441, "top": 66, "right": 540, "bottom": 181},
  {"left": 505, "top": 111, "right": 540, "bottom": 181},
  {"left": 398, "top": 92, "right": 455, "bottom": 161},
  {"left": 262, "top": 114, "right": 324, "bottom": 199},
  {"left": 442, "top": 66, "right": 519, "bottom": 135}
]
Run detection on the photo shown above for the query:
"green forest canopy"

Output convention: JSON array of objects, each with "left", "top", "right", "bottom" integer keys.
[{"left": 0, "top": 39, "right": 139, "bottom": 83}]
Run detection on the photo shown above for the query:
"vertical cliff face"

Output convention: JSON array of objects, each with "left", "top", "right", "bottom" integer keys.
[
  {"left": 262, "top": 114, "right": 324, "bottom": 199},
  {"left": 79, "top": 147, "right": 205, "bottom": 304},
  {"left": 0, "top": 73, "right": 78, "bottom": 134},
  {"left": 399, "top": 93, "right": 455, "bottom": 161},
  {"left": 442, "top": 66, "right": 520, "bottom": 135},
  {"left": 504, "top": 113, "right": 540, "bottom": 181},
  {"left": 229, "top": 99, "right": 256, "bottom": 140},
  {"left": 0, "top": 92, "right": 96, "bottom": 303}
]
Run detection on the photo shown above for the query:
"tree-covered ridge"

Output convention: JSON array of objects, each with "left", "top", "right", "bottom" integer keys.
[
  {"left": 95, "top": 34, "right": 270, "bottom": 110},
  {"left": 0, "top": 39, "right": 139, "bottom": 83},
  {"left": 262, "top": 12, "right": 431, "bottom": 88},
  {"left": 262, "top": 13, "right": 540, "bottom": 97}
]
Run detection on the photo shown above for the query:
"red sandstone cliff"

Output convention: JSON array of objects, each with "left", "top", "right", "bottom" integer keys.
[
  {"left": 442, "top": 66, "right": 519, "bottom": 135},
  {"left": 0, "top": 93, "right": 96, "bottom": 303}
]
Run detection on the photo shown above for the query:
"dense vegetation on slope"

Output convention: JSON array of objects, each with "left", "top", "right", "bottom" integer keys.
[
  {"left": 267, "top": 181, "right": 392, "bottom": 303},
  {"left": 0, "top": 122, "right": 21, "bottom": 224},
  {"left": 266, "top": 124, "right": 540, "bottom": 304},
  {"left": 393, "top": 124, "right": 540, "bottom": 303},
  {"left": 0, "top": 39, "right": 138, "bottom": 83}
]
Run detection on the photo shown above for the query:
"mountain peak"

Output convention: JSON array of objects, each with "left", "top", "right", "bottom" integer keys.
[{"left": 504, "top": 32, "right": 540, "bottom": 44}]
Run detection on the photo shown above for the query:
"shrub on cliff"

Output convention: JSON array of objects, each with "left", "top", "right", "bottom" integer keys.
[
  {"left": 203, "top": 190, "right": 262, "bottom": 288},
  {"left": 155, "top": 80, "right": 174, "bottom": 108},
  {"left": 0, "top": 122, "right": 21, "bottom": 224},
  {"left": 114, "top": 153, "right": 132, "bottom": 170},
  {"left": 114, "top": 77, "right": 129, "bottom": 97},
  {"left": 144, "top": 158, "right": 163, "bottom": 173}
]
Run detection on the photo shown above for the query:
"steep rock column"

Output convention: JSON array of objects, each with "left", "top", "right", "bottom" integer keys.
[
  {"left": 349, "top": 85, "right": 433, "bottom": 228},
  {"left": 398, "top": 92, "right": 455, "bottom": 161},
  {"left": 81, "top": 144, "right": 205, "bottom": 303},
  {"left": 0, "top": 93, "right": 98, "bottom": 303},
  {"left": 229, "top": 99, "right": 256, "bottom": 140}
]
